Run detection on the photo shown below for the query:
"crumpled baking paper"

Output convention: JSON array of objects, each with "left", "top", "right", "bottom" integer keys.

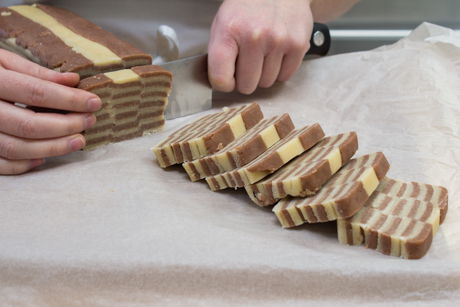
[{"left": 1, "top": 22, "right": 459, "bottom": 306}]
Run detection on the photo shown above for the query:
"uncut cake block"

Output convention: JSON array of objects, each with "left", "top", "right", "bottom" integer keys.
[
  {"left": 152, "top": 102, "right": 264, "bottom": 168},
  {"left": 0, "top": 4, "right": 152, "bottom": 78},
  {"left": 246, "top": 132, "right": 358, "bottom": 207},
  {"left": 337, "top": 177, "right": 448, "bottom": 259},
  {"left": 183, "top": 114, "right": 295, "bottom": 181},
  {"left": 273, "top": 152, "right": 390, "bottom": 227},
  {"left": 77, "top": 65, "right": 172, "bottom": 151},
  {"left": 206, "top": 123, "right": 325, "bottom": 191}
]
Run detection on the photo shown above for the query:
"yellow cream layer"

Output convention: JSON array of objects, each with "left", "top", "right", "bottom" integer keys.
[{"left": 10, "top": 5, "right": 121, "bottom": 66}]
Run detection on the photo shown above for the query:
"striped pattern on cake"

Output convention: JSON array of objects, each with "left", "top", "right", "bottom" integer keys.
[
  {"left": 337, "top": 177, "right": 448, "bottom": 259},
  {"left": 77, "top": 65, "right": 172, "bottom": 151},
  {"left": 245, "top": 132, "right": 358, "bottom": 206},
  {"left": 152, "top": 102, "right": 264, "bottom": 168},
  {"left": 206, "top": 123, "right": 325, "bottom": 191},
  {"left": 183, "top": 114, "right": 295, "bottom": 181},
  {"left": 0, "top": 4, "right": 152, "bottom": 78},
  {"left": 273, "top": 152, "right": 390, "bottom": 227}
]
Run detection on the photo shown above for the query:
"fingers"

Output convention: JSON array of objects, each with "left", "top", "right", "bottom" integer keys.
[
  {"left": 0, "top": 68, "right": 101, "bottom": 112},
  {"left": 0, "top": 100, "right": 96, "bottom": 139},
  {"left": 207, "top": 0, "right": 313, "bottom": 95},
  {"left": 0, "top": 132, "right": 85, "bottom": 161},
  {"left": 277, "top": 39, "right": 311, "bottom": 83},
  {"left": 234, "top": 34, "right": 264, "bottom": 94},
  {"left": 0, "top": 49, "right": 80, "bottom": 87},
  {"left": 0, "top": 132, "right": 85, "bottom": 175},
  {"left": 207, "top": 20, "right": 238, "bottom": 92},
  {"left": 0, "top": 157, "right": 45, "bottom": 176}
]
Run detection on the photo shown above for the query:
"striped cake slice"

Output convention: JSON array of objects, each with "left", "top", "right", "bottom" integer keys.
[
  {"left": 0, "top": 4, "right": 152, "bottom": 78},
  {"left": 206, "top": 123, "right": 325, "bottom": 191},
  {"left": 337, "top": 177, "right": 448, "bottom": 259},
  {"left": 152, "top": 102, "right": 264, "bottom": 168},
  {"left": 273, "top": 152, "right": 390, "bottom": 227},
  {"left": 183, "top": 114, "right": 295, "bottom": 181},
  {"left": 77, "top": 65, "right": 172, "bottom": 151},
  {"left": 245, "top": 132, "right": 358, "bottom": 206}
]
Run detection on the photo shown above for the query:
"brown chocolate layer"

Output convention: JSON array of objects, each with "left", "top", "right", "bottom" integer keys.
[
  {"left": 246, "top": 132, "right": 359, "bottom": 206},
  {"left": 36, "top": 4, "right": 151, "bottom": 63},
  {"left": 338, "top": 177, "right": 448, "bottom": 259},
  {"left": 0, "top": 4, "right": 152, "bottom": 77}
]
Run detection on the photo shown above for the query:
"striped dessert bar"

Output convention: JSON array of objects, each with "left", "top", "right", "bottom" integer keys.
[
  {"left": 206, "top": 123, "right": 325, "bottom": 191},
  {"left": 152, "top": 102, "right": 264, "bottom": 168},
  {"left": 77, "top": 65, "right": 172, "bottom": 151},
  {"left": 337, "top": 177, "right": 448, "bottom": 259},
  {"left": 0, "top": 4, "right": 152, "bottom": 78},
  {"left": 273, "top": 152, "right": 390, "bottom": 227},
  {"left": 183, "top": 114, "right": 295, "bottom": 181},
  {"left": 246, "top": 132, "right": 358, "bottom": 207}
]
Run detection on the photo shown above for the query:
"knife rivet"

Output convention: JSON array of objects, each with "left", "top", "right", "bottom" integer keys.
[{"left": 313, "top": 31, "right": 325, "bottom": 47}]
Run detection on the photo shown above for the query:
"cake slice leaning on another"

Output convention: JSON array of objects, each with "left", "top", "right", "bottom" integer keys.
[
  {"left": 152, "top": 103, "right": 264, "bottom": 168},
  {"left": 245, "top": 132, "right": 358, "bottom": 206},
  {"left": 206, "top": 123, "right": 325, "bottom": 191},
  {"left": 183, "top": 114, "right": 295, "bottom": 181},
  {"left": 77, "top": 65, "right": 172, "bottom": 151},
  {"left": 273, "top": 152, "right": 390, "bottom": 227},
  {"left": 337, "top": 177, "right": 448, "bottom": 259}
]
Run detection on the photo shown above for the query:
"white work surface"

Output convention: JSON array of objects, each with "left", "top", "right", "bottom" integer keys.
[{"left": 1, "top": 22, "right": 460, "bottom": 306}]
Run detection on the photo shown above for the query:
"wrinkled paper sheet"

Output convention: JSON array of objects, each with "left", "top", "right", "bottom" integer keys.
[{"left": 1, "top": 22, "right": 459, "bottom": 306}]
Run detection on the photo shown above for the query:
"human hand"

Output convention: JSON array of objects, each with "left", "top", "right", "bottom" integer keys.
[
  {"left": 0, "top": 49, "right": 101, "bottom": 175},
  {"left": 207, "top": 0, "right": 314, "bottom": 94}
]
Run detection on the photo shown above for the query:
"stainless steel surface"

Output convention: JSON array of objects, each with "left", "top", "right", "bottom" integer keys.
[
  {"left": 161, "top": 54, "right": 212, "bottom": 120},
  {"left": 313, "top": 31, "right": 325, "bottom": 47},
  {"left": 327, "top": 0, "right": 460, "bottom": 55}
]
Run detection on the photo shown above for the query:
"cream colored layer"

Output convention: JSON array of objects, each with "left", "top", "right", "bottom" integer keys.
[
  {"left": 338, "top": 208, "right": 436, "bottom": 259},
  {"left": 152, "top": 146, "right": 175, "bottom": 168},
  {"left": 140, "top": 114, "right": 164, "bottom": 126},
  {"left": 10, "top": 5, "right": 121, "bottom": 66},
  {"left": 104, "top": 70, "right": 141, "bottom": 84},
  {"left": 273, "top": 153, "right": 386, "bottom": 227},
  {"left": 281, "top": 148, "right": 341, "bottom": 198},
  {"left": 245, "top": 137, "right": 304, "bottom": 184},
  {"left": 82, "top": 70, "right": 171, "bottom": 150}
]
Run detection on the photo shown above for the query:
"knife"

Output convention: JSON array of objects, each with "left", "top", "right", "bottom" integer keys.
[{"left": 162, "top": 22, "right": 331, "bottom": 120}]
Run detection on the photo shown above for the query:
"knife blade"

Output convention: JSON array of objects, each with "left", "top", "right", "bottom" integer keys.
[{"left": 162, "top": 23, "right": 330, "bottom": 120}]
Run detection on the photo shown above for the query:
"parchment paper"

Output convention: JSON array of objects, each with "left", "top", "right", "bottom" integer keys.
[{"left": 1, "top": 22, "right": 459, "bottom": 306}]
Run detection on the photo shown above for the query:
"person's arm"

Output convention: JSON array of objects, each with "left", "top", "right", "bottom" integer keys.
[
  {"left": 207, "top": 0, "right": 360, "bottom": 94},
  {"left": 310, "top": 0, "right": 361, "bottom": 23},
  {"left": 0, "top": 49, "right": 101, "bottom": 175}
]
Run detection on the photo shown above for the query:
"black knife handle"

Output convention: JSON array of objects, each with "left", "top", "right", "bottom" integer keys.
[{"left": 305, "top": 23, "right": 331, "bottom": 57}]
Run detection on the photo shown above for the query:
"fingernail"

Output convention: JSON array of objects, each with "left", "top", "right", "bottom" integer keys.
[
  {"left": 84, "top": 114, "right": 97, "bottom": 129},
  {"left": 87, "top": 97, "right": 101, "bottom": 112},
  {"left": 30, "top": 158, "right": 45, "bottom": 169},
  {"left": 69, "top": 135, "right": 85, "bottom": 152}
]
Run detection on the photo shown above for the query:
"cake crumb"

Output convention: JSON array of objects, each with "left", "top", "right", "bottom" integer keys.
[{"left": 1, "top": 11, "right": 12, "bottom": 16}]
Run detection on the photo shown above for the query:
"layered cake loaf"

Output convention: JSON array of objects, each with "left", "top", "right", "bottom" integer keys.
[
  {"left": 77, "top": 65, "right": 172, "bottom": 151},
  {"left": 245, "top": 132, "right": 358, "bottom": 206},
  {"left": 273, "top": 152, "right": 390, "bottom": 227},
  {"left": 152, "top": 103, "right": 264, "bottom": 168},
  {"left": 0, "top": 4, "right": 152, "bottom": 78},
  {"left": 183, "top": 114, "right": 295, "bottom": 181},
  {"left": 206, "top": 123, "right": 325, "bottom": 191},
  {"left": 337, "top": 177, "right": 448, "bottom": 259}
]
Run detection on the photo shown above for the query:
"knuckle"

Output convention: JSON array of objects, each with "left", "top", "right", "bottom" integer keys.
[
  {"left": 48, "top": 141, "right": 65, "bottom": 157},
  {"left": 0, "top": 138, "right": 19, "bottom": 160},
  {"left": 17, "top": 117, "right": 37, "bottom": 138},
  {"left": 28, "top": 82, "right": 47, "bottom": 106}
]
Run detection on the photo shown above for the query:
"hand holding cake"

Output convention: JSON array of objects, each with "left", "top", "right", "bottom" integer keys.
[{"left": 0, "top": 49, "right": 101, "bottom": 175}]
